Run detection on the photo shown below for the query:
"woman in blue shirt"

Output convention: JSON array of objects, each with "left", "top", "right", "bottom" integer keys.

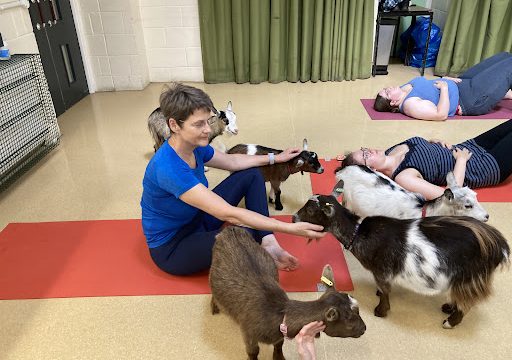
[
  {"left": 373, "top": 52, "right": 512, "bottom": 120},
  {"left": 141, "top": 83, "right": 324, "bottom": 275},
  {"left": 340, "top": 120, "right": 512, "bottom": 200}
]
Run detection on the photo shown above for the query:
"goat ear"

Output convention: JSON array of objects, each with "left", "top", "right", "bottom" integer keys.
[
  {"left": 227, "top": 101, "right": 232, "bottom": 111},
  {"left": 446, "top": 172, "right": 458, "bottom": 188},
  {"left": 321, "top": 264, "right": 337, "bottom": 290},
  {"left": 295, "top": 158, "right": 305, "bottom": 167},
  {"left": 303, "top": 138, "right": 308, "bottom": 151},
  {"left": 325, "top": 307, "right": 339, "bottom": 322},
  {"left": 444, "top": 188, "right": 454, "bottom": 201},
  {"left": 331, "top": 180, "right": 344, "bottom": 197}
]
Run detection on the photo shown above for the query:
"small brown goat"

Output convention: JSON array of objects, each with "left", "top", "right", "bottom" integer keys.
[
  {"left": 227, "top": 139, "right": 324, "bottom": 210},
  {"left": 293, "top": 195, "right": 511, "bottom": 329},
  {"left": 209, "top": 226, "right": 366, "bottom": 359}
]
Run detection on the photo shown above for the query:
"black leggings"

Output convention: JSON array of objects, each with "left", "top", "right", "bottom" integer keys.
[{"left": 473, "top": 119, "right": 512, "bottom": 182}]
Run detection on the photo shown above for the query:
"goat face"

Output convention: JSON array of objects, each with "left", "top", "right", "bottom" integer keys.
[
  {"left": 223, "top": 101, "right": 238, "bottom": 135},
  {"left": 438, "top": 187, "right": 489, "bottom": 222},
  {"left": 293, "top": 195, "right": 337, "bottom": 227},
  {"left": 318, "top": 289, "right": 366, "bottom": 338},
  {"left": 441, "top": 172, "right": 489, "bottom": 222},
  {"left": 293, "top": 151, "right": 324, "bottom": 174}
]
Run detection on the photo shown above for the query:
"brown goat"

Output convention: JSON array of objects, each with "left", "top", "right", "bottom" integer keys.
[
  {"left": 227, "top": 139, "right": 324, "bottom": 210},
  {"left": 209, "top": 226, "right": 366, "bottom": 359},
  {"left": 293, "top": 195, "right": 511, "bottom": 329}
]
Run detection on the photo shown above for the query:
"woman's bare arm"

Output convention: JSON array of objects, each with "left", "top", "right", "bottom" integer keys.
[
  {"left": 402, "top": 81, "right": 450, "bottom": 120},
  {"left": 179, "top": 184, "right": 325, "bottom": 238},
  {"left": 206, "top": 147, "right": 301, "bottom": 172},
  {"left": 394, "top": 168, "right": 445, "bottom": 200}
]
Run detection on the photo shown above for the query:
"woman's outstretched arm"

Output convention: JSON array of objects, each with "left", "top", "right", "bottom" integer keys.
[{"left": 179, "top": 183, "right": 325, "bottom": 239}]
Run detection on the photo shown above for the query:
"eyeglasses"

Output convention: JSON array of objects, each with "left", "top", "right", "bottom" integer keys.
[
  {"left": 191, "top": 115, "right": 217, "bottom": 129},
  {"left": 360, "top": 147, "right": 370, "bottom": 166}
]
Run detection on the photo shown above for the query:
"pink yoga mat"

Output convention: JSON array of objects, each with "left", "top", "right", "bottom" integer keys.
[{"left": 361, "top": 99, "right": 512, "bottom": 120}]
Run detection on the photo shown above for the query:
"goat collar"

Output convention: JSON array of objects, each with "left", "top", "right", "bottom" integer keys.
[
  {"left": 345, "top": 223, "right": 360, "bottom": 251},
  {"left": 279, "top": 314, "right": 291, "bottom": 340},
  {"left": 421, "top": 205, "right": 427, "bottom": 218}
]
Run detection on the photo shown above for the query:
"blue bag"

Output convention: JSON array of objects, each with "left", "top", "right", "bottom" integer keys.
[{"left": 399, "top": 17, "right": 442, "bottom": 68}]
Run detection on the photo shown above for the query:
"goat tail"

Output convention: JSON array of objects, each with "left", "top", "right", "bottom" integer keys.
[
  {"left": 449, "top": 240, "right": 510, "bottom": 314},
  {"left": 450, "top": 271, "right": 493, "bottom": 313},
  {"left": 147, "top": 107, "right": 169, "bottom": 151}
]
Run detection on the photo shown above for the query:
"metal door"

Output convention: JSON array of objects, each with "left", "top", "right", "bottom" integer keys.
[{"left": 28, "top": 0, "right": 88, "bottom": 116}]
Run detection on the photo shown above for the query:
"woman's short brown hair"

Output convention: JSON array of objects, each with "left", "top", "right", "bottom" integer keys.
[
  {"left": 335, "top": 151, "right": 358, "bottom": 173},
  {"left": 374, "top": 94, "right": 400, "bottom": 113},
  {"left": 159, "top": 83, "right": 214, "bottom": 125}
]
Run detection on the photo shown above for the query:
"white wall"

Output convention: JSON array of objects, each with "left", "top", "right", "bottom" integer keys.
[
  {"left": 0, "top": 4, "right": 38, "bottom": 54},
  {"left": 431, "top": 0, "right": 451, "bottom": 30},
  {"left": 76, "top": 0, "right": 150, "bottom": 91},
  {"left": 140, "top": 0, "right": 203, "bottom": 82}
]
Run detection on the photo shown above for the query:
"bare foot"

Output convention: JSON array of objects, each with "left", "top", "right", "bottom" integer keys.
[{"left": 262, "top": 236, "right": 299, "bottom": 271}]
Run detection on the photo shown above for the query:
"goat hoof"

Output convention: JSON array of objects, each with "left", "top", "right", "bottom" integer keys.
[
  {"left": 442, "top": 319, "right": 454, "bottom": 329},
  {"left": 275, "top": 206, "right": 283, "bottom": 211},
  {"left": 441, "top": 303, "right": 455, "bottom": 314},
  {"left": 211, "top": 299, "right": 220, "bottom": 315},
  {"left": 268, "top": 197, "right": 274, "bottom": 204},
  {"left": 374, "top": 307, "right": 388, "bottom": 318},
  {"left": 376, "top": 290, "right": 382, "bottom": 297}
]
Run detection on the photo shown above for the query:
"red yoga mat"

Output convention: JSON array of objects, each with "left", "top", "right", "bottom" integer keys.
[
  {"left": 310, "top": 159, "right": 512, "bottom": 202},
  {"left": 361, "top": 98, "right": 512, "bottom": 120},
  {"left": 0, "top": 216, "right": 353, "bottom": 300}
]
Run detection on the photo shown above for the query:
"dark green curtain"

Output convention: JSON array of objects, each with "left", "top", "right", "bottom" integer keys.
[
  {"left": 198, "top": 0, "right": 374, "bottom": 83},
  {"left": 435, "top": 0, "right": 512, "bottom": 76}
]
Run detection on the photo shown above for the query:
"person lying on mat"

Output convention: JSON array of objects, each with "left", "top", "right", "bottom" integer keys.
[
  {"left": 374, "top": 52, "right": 512, "bottom": 120},
  {"left": 140, "top": 83, "right": 325, "bottom": 276},
  {"left": 340, "top": 119, "right": 512, "bottom": 200}
]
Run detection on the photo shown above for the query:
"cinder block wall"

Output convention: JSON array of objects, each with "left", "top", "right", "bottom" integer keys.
[{"left": 140, "top": 0, "right": 203, "bottom": 82}]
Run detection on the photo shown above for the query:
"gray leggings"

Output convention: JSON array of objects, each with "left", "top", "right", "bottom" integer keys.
[{"left": 457, "top": 52, "right": 512, "bottom": 115}]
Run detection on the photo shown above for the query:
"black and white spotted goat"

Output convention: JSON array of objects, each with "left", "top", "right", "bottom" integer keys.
[
  {"left": 227, "top": 139, "right": 324, "bottom": 210},
  {"left": 147, "top": 101, "right": 238, "bottom": 152},
  {"left": 293, "top": 194, "right": 510, "bottom": 328},
  {"left": 333, "top": 165, "right": 489, "bottom": 222}
]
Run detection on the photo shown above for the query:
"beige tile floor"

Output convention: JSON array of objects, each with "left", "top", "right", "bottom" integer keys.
[{"left": 1, "top": 64, "right": 511, "bottom": 359}]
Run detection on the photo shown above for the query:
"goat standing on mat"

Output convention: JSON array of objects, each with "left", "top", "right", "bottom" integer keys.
[
  {"left": 227, "top": 139, "right": 324, "bottom": 210},
  {"left": 209, "top": 226, "right": 366, "bottom": 360},
  {"left": 333, "top": 165, "right": 489, "bottom": 221},
  {"left": 147, "top": 101, "right": 238, "bottom": 152},
  {"left": 293, "top": 195, "right": 510, "bottom": 329}
]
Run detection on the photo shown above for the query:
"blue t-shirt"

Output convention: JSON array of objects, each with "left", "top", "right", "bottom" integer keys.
[
  {"left": 400, "top": 77, "right": 459, "bottom": 117},
  {"left": 140, "top": 143, "right": 215, "bottom": 248}
]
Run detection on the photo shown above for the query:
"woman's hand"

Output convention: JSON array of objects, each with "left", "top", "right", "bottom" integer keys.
[
  {"left": 434, "top": 81, "right": 448, "bottom": 89},
  {"left": 429, "top": 138, "right": 452, "bottom": 149},
  {"left": 276, "top": 147, "right": 301, "bottom": 163},
  {"left": 442, "top": 76, "right": 462, "bottom": 83},
  {"left": 452, "top": 147, "right": 472, "bottom": 161},
  {"left": 296, "top": 321, "right": 326, "bottom": 360},
  {"left": 286, "top": 222, "right": 325, "bottom": 239}
]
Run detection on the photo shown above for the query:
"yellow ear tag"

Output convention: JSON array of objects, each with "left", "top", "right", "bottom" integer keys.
[{"left": 320, "top": 276, "right": 333, "bottom": 287}]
